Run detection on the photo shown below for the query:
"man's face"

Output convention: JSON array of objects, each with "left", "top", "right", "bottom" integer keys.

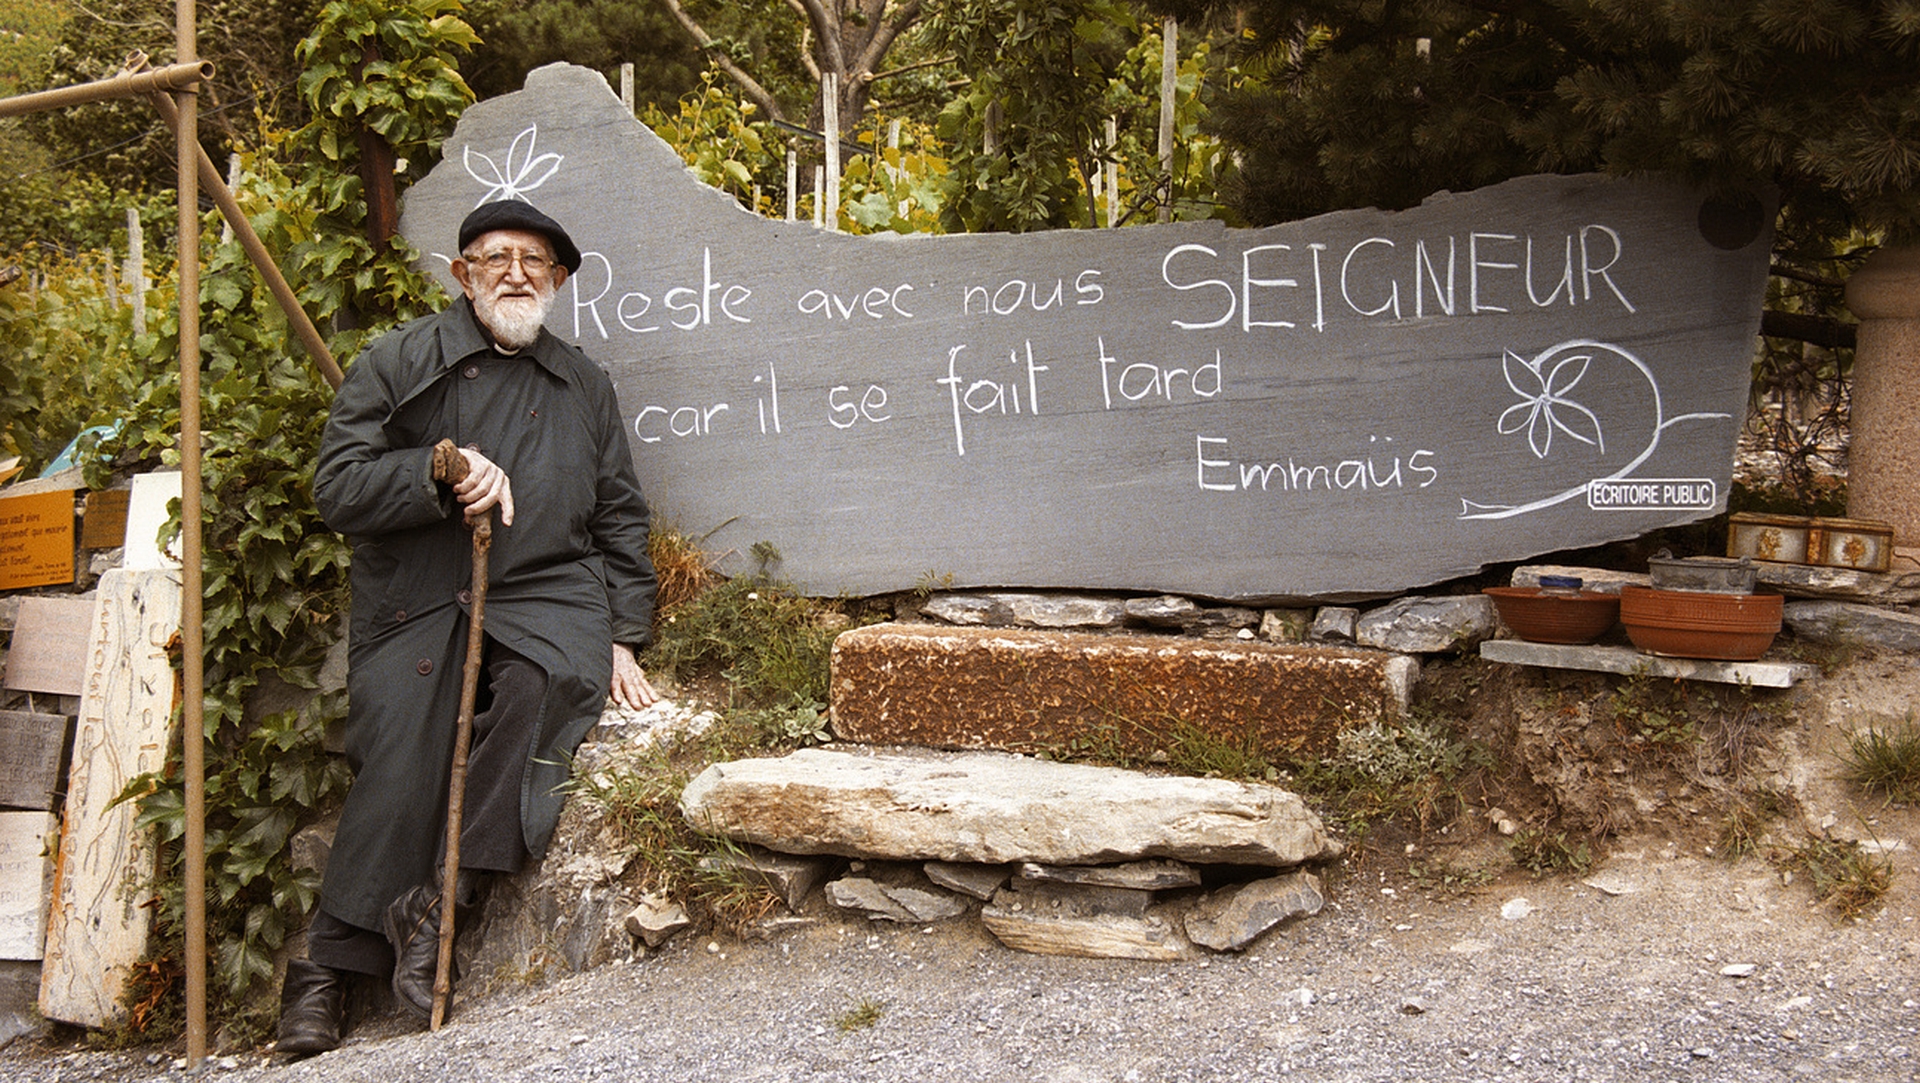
[{"left": 451, "top": 228, "right": 570, "bottom": 349}]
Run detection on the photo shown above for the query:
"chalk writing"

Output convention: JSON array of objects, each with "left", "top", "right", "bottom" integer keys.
[
  {"left": 569, "top": 247, "right": 752, "bottom": 339},
  {"left": 936, "top": 342, "right": 1051, "bottom": 457},
  {"left": 799, "top": 283, "right": 916, "bottom": 320},
  {"left": 463, "top": 125, "right": 562, "bottom": 204},
  {"left": 1162, "top": 225, "right": 1636, "bottom": 333},
  {"left": 1098, "top": 339, "right": 1223, "bottom": 409},
  {"left": 962, "top": 271, "right": 1105, "bottom": 316},
  {"left": 1197, "top": 435, "right": 1440, "bottom": 495}
]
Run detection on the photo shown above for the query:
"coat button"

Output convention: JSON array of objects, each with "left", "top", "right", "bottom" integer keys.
[
  {"left": 394, "top": 609, "right": 407, "bottom": 622},
  {"left": 416, "top": 659, "right": 434, "bottom": 675},
  {"left": 457, "top": 589, "right": 473, "bottom": 605},
  {"left": 462, "top": 363, "right": 480, "bottom": 379}
]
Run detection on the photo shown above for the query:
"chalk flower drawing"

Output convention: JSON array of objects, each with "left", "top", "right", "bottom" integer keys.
[
  {"left": 464, "top": 125, "right": 562, "bottom": 205},
  {"left": 1461, "top": 339, "right": 1730, "bottom": 520},
  {"left": 1497, "top": 347, "right": 1604, "bottom": 459}
]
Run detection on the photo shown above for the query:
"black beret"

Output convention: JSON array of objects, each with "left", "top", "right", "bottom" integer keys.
[{"left": 458, "top": 200, "right": 582, "bottom": 274}]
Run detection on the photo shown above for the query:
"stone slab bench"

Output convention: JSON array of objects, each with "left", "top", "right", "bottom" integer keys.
[
  {"left": 678, "top": 746, "right": 1340, "bottom": 867},
  {"left": 1479, "top": 639, "right": 1816, "bottom": 688},
  {"left": 828, "top": 623, "right": 1418, "bottom": 762}
]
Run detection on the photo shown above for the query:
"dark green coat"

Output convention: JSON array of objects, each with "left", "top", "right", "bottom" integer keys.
[{"left": 312, "top": 297, "right": 656, "bottom": 931}]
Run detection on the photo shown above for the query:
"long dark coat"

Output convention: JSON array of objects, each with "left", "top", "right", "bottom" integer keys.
[{"left": 312, "top": 297, "right": 656, "bottom": 932}]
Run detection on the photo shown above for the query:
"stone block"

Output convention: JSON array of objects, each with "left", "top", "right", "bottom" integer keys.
[
  {"left": 982, "top": 881, "right": 1193, "bottom": 961},
  {"left": 924, "top": 862, "right": 1012, "bottom": 901},
  {"left": 1183, "top": 870, "right": 1324, "bottom": 951},
  {"left": 829, "top": 623, "right": 1416, "bottom": 761},
  {"left": 1784, "top": 600, "right": 1920, "bottom": 652},
  {"left": 1016, "top": 860, "right": 1200, "bottom": 891},
  {"left": 1310, "top": 607, "right": 1359, "bottom": 642},
  {"left": 919, "top": 592, "right": 1127, "bottom": 630},
  {"left": 1357, "top": 595, "right": 1497, "bottom": 653},
  {"left": 697, "top": 846, "right": 830, "bottom": 910}
]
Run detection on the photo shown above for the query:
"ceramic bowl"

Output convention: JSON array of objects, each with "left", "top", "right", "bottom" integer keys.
[
  {"left": 1618, "top": 584, "right": 1782, "bottom": 661},
  {"left": 1483, "top": 586, "right": 1621, "bottom": 645}
]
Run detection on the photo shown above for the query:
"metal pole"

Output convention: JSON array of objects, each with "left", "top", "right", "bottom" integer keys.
[
  {"left": 147, "top": 89, "right": 343, "bottom": 389},
  {"left": 175, "top": 0, "right": 208, "bottom": 1069},
  {"left": 0, "top": 60, "right": 211, "bottom": 118}
]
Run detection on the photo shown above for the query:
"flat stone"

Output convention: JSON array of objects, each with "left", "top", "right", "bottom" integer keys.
[
  {"left": 1784, "top": 600, "right": 1920, "bottom": 652},
  {"left": 826, "top": 877, "right": 916, "bottom": 921},
  {"left": 1124, "top": 595, "right": 1201, "bottom": 628},
  {"left": 1754, "top": 560, "right": 1920, "bottom": 605},
  {"left": 920, "top": 592, "right": 1127, "bottom": 629},
  {"left": 1309, "top": 606, "right": 1359, "bottom": 642},
  {"left": 825, "top": 877, "right": 968, "bottom": 923},
  {"left": 1192, "top": 606, "right": 1262, "bottom": 636},
  {"left": 696, "top": 846, "right": 831, "bottom": 910},
  {"left": 924, "top": 861, "right": 1013, "bottom": 901},
  {"left": 998, "top": 879, "right": 1153, "bottom": 919},
  {"left": 1479, "top": 639, "right": 1814, "bottom": 687},
  {"left": 981, "top": 883, "right": 1192, "bottom": 960},
  {"left": 829, "top": 623, "right": 1416, "bottom": 761},
  {"left": 1182, "top": 871, "right": 1324, "bottom": 951},
  {"left": 1017, "top": 859, "right": 1200, "bottom": 891},
  {"left": 1357, "top": 595, "right": 1497, "bottom": 653},
  {"left": 1510, "top": 564, "right": 1648, "bottom": 595},
  {"left": 680, "top": 746, "right": 1341, "bottom": 867},
  {"left": 622, "top": 893, "right": 691, "bottom": 948}
]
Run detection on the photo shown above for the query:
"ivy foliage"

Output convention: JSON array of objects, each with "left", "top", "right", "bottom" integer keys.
[{"left": 69, "top": 0, "right": 476, "bottom": 1036}]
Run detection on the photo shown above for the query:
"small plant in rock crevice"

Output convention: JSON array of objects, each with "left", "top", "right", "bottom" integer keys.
[
  {"left": 1295, "top": 713, "right": 1487, "bottom": 838},
  {"left": 1839, "top": 715, "right": 1920, "bottom": 806},
  {"left": 1508, "top": 828, "right": 1594, "bottom": 877},
  {"left": 1774, "top": 835, "right": 1893, "bottom": 921},
  {"left": 644, "top": 542, "right": 863, "bottom": 731},
  {"left": 833, "top": 998, "right": 885, "bottom": 1032},
  {"left": 560, "top": 732, "right": 784, "bottom": 932}
]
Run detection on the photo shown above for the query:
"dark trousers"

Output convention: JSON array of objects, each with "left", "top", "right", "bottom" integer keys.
[{"left": 308, "top": 637, "right": 549, "bottom": 976}]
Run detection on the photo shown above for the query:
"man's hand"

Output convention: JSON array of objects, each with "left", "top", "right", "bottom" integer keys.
[
  {"left": 454, "top": 447, "right": 515, "bottom": 526},
  {"left": 610, "top": 644, "right": 658, "bottom": 710}
]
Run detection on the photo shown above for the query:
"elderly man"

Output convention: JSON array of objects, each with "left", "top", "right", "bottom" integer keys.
[{"left": 277, "top": 202, "right": 659, "bottom": 1054}]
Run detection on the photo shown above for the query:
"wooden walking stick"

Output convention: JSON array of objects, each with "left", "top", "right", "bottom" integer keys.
[{"left": 429, "top": 439, "right": 491, "bottom": 1030}]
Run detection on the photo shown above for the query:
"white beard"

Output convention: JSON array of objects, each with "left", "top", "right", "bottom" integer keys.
[{"left": 474, "top": 282, "right": 556, "bottom": 350}]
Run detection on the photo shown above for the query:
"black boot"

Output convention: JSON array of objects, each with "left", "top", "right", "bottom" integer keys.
[
  {"left": 275, "top": 960, "right": 347, "bottom": 1056},
  {"left": 382, "top": 870, "right": 480, "bottom": 1020}
]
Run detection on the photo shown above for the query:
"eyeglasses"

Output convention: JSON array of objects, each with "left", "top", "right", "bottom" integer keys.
[{"left": 465, "top": 248, "right": 555, "bottom": 277}]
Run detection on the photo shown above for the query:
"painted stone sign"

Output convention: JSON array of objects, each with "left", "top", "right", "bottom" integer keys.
[{"left": 398, "top": 64, "right": 1773, "bottom": 602}]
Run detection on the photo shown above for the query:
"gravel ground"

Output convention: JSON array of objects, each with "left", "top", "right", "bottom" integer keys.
[{"left": 5, "top": 842, "right": 1915, "bottom": 1083}]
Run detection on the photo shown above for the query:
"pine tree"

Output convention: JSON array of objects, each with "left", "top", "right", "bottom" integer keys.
[{"left": 1149, "top": 0, "right": 1920, "bottom": 247}]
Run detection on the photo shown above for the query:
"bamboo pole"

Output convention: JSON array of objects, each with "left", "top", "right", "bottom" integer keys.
[
  {"left": 0, "top": 60, "right": 211, "bottom": 118},
  {"left": 174, "top": 0, "right": 208, "bottom": 1070},
  {"left": 823, "top": 74, "right": 840, "bottom": 232},
  {"left": 147, "top": 88, "right": 343, "bottom": 389},
  {"left": 1158, "top": 18, "right": 1177, "bottom": 224}
]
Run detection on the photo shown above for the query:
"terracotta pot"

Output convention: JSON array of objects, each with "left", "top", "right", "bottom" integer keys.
[
  {"left": 1618, "top": 584, "right": 1782, "bottom": 661},
  {"left": 1484, "top": 586, "right": 1621, "bottom": 645}
]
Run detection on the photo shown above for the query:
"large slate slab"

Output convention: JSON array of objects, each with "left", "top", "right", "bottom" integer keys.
[
  {"left": 678, "top": 747, "right": 1340, "bottom": 868},
  {"left": 399, "top": 63, "right": 1774, "bottom": 602}
]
